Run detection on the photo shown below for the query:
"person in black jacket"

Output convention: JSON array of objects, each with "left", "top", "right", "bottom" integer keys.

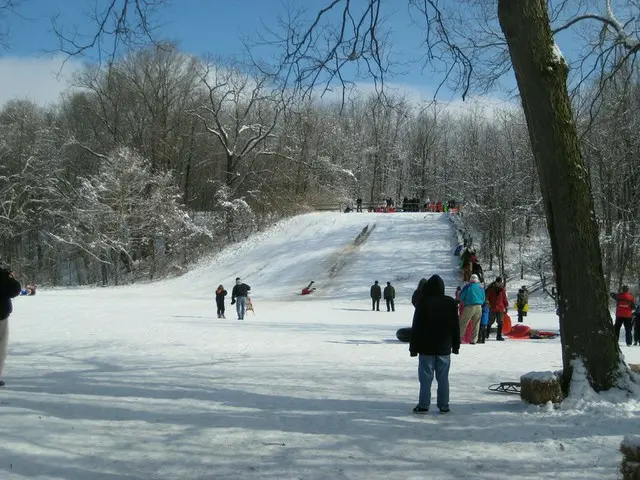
[
  {"left": 0, "top": 266, "right": 22, "bottom": 386},
  {"left": 370, "top": 280, "right": 382, "bottom": 311},
  {"left": 383, "top": 281, "right": 395, "bottom": 312},
  {"left": 215, "top": 285, "right": 227, "bottom": 319},
  {"left": 409, "top": 275, "right": 460, "bottom": 414},
  {"left": 231, "top": 277, "right": 251, "bottom": 320}
]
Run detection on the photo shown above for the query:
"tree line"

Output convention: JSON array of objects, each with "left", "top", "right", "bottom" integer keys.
[{"left": 0, "top": 42, "right": 637, "bottom": 290}]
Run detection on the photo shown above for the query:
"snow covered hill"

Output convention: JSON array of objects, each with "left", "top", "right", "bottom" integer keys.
[
  {"left": 2, "top": 211, "right": 639, "bottom": 480},
  {"left": 160, "top": 211, "right": 460, "bottom": 301}
]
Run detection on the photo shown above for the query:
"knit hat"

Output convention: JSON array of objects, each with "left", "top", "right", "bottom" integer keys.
[{"left": 470, "top": 274, "right": 479, "bottom": 283}]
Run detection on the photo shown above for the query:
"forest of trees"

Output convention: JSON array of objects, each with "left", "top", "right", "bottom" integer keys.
[{"left": 0, "top": 41, "right": 638, "bottom": 289}]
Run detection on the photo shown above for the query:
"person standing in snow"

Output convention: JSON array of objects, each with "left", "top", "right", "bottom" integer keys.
[
  {"left": 478, "top": 302, "right": 490, "bottom": 344},
  {"left": 231, "top": 277, "right": 251, "bottom": 320},
  {"left": 409, "top": 275, "right": 460, "bottom": 414},
  {"left": 370, "top": 280, "right": 382, "bottom": 311},
  {"left": 0, "top": 266, "right": 22, "bottom": 387},
  {"left": 215, "top": 284, "right": 227, "bottom": 319},
  {"left": 356, "top": 197, "right": 363, "bottom": 212},
  {"left": 610, "top": 286, "right": 636, "bottom": 347},
  {"left": 485, "top": 277, "right": 508, "bottom": 341},
  {"left": 459, "top": 274, "right": 486, "bottom": 343},
  {"left": 516, "top": 286, "right": 529, "bottom": 323},
  {"left": 383, "top": 281, "right": 395, "bottom": 312}
]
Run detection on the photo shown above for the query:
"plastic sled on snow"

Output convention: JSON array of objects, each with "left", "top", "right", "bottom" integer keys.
[
  {"left": 507, "top": 323, "right": 531, "bottom": 338},
  {"left": 462, "top": 321, "right": 474, "bottom": 344},
  {"left": 502, "top": 313, "right": 512, "bottom": 335},
  {"left": 488, "top": 382, "right": 521, "bottom": 395},
  {"left": 396, "top": 327, "right": 411, "bottom": 343}
]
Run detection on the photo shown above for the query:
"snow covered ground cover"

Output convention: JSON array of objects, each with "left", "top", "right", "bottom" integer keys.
[{"left": 1, "top": 212, "right": 639, "bottom": 479}]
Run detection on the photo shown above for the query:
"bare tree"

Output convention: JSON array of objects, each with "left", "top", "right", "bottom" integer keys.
[
  {"left": 193, "top": 60, "right": 283, "bottom": 192},
  {"left": 52, "top": 0, "right": 166, "bottom": 63},
  {"left": 263, "top": 0, "right": 638, "bottom": 394}
]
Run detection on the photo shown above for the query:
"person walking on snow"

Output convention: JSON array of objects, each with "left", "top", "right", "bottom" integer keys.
[
  {"left": 485, "top": 277, "right": 508, "bottom": 341},
  {"left": 231, "top": 277, "right": 251, "bottom": 320},
  {"left": 0, "top": 266, "right": 21, "bottom": 387},
  {"left": 478, "top": 302, "right": 490, "bottom": 344},
  {"left": 370, "top": 280, "right": 382, "bottom": 311},
  {"left": 409, "top": 275, "right": 460, "bottom": 414},
  {"left": 215, "top": 285, "right": 227, "bottom": 319},
  {"left": 610, "top": 286, "right": 636, "bottom": 346},
  {"left": 516, "top": 286, "right": 529, "bottom": 323},
  {"left": 459, "top": 274, "right": 486, "bottom": 344},
  {"left": 383, "top": 281, "right": 395, "bottom": 312}
]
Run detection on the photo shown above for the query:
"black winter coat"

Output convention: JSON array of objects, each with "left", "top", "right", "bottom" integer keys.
[
  {"left": 410, "top": 275, "right": 460, "bottom": 357},
  {"left": 383, "top": 285, "right": 395, "bottom": 299},
  {"left": 0, "top": 269, "right": 21, "bottom": 320},
  {"left": 370, "top": 284, "right": 382, "bottom": 299},
  {"left": 232, "top": 283, "right": 251, "bottom": 299}
]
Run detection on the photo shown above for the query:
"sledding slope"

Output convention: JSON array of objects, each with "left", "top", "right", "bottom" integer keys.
[{"left": 163, "top": 212, "right": 459, "bottom": 301}]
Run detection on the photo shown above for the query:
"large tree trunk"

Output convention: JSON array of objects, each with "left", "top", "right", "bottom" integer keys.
[{"left": 497, "top": 0, "right": 624, "bottom": 392}]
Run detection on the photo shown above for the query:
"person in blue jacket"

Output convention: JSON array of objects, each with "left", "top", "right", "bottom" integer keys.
[
  {"left": 478, "top": 302, "right": 490, "bottom": 344},
  {"left": 458, "top": 274, "right": 486, "bottom": 343}
]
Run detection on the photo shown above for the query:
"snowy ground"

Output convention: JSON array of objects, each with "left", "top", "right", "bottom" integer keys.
[{"left": 1, "top": 213, "right": 639, "bottom": 480}]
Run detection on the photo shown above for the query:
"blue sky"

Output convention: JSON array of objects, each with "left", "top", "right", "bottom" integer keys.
[{"left": 0, "top": 0, "right": 600, "bottom": 106}]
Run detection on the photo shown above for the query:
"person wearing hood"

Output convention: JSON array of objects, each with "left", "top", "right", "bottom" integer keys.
[
  {"left": 0, "top": 266, "right": 21, "bottom": 387},
  {"left": 412, "top": 278, "right": 428, "bottom": 308},
  {"left": 459, "top": 274, "right": 485, "bottom": 343},
  {"left": 231, "top": 277, "right": 251, "bottom": 320},
  {"left": 409, "top": 275, "right": 460, "bottom": 414},
  {"left": 370, "top": 281, "right": 382, "bottom": 311},
  {"left": 215, "top": 285, "right": 227, "bottom": 319}
]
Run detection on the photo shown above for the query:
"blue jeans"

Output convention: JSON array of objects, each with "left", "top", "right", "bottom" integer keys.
[
  {"left": 418, "top": 354, "right": 451, "bottom": 410},
  {"left": 236, "top": 296, "right": 247, "bottom": 319}
]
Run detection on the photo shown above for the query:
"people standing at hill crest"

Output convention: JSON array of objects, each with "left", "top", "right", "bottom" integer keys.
[
  {"left": 383, "top": 281, "right": 395, "bottom": 312},
  {"left": 370, "top": 280, "right": 382, "bottom": 311},
  {"left": 409, "top": 274, "right": 460, "bottom": 414},
  {"left": 0, "top": 266, "right": 21, "bottom": 387},
  {"left": 611, "top": 286, "right": 635, "bottom": 347},
  {"left": 485, "top": 277, "right": 508, "bottom": 341},
  {"left": 215, "top": 285, "right": 227, "bottom": 319},
  {"left": 231, "top": 277, "right": 251, "bottom": 320}
]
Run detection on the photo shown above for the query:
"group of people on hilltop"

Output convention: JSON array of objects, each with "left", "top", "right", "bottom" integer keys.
[
  {"left": 350, "top": 197, "right": 460, "bottom": 213},
  {"left": 215, "top": 277, "right": 251, "bottom": 320},
  {"left": 370, "top": 280, "right": 396, "bottom": 312}
]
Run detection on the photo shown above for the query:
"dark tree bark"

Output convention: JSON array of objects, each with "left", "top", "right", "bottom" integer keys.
[{"left": 497, "top": 0, "right": 625, "bottom": 392}]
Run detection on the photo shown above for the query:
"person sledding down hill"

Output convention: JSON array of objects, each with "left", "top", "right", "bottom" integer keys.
[{"left": 301, "top": 281, "right": 316, "bottom": 295}]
